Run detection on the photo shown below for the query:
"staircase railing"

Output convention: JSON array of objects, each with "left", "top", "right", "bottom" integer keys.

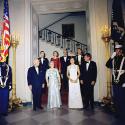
[{"left": 39, "top": 28, "right": 87, "bottom": 53}]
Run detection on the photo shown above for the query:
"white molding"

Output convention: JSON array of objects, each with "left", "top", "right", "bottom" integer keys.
[
  {"left": 31, "top": 0, "right": 87, "bottom": 14},
  {"left": 24, "top": 0, "right": 32, "bottom": 102}
]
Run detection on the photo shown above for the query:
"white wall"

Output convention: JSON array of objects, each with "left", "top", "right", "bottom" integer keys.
[
  {"left": 88, "top": 0, "right": 109, "bottom": 101},
  {"left": 39, "top": 13, "right": 69, "bottom": 29},
  {"left": 9, "top": 0, "right": 32, "bottom": 102},
  {"left": 39, "top": 13, "right": 87, "bottom": 45}
]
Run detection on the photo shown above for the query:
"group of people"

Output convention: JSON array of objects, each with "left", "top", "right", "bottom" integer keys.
[
  {"left": 0, "top": 44, "right": 125, "bottom": 121},
  {"left": 27, "top": 48, "right": 97, "bottom": 111}
]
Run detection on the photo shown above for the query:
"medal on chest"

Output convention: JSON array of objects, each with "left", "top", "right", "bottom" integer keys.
[{"left": 0, "top": 64, "right": 9, "bottom": 88}]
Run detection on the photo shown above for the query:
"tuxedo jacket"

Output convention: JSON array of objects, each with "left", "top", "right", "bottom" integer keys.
[
  {"left": 27, "top": 66, "right": 44, "bottom": 88},
  {"left": 38, "top": 57, "right": 49, "bottom": 73},
  {"left": 80, "top": 61, "right": 97, "bottom": 83},
  {"left": 60, "top": 56, "right": 70, "bottom": 74},
  {"left": 75, "top": 55, "right": 84, "bottom": 66}
]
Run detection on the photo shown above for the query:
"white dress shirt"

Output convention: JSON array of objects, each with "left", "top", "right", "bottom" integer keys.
[
  {"left": 41, "top": 58, "right": 44, "bottom": 64},
  {"left": 35, "top": 67, "right": 39, "bottom": 74},
  {"left": 86, "top": 61, "right": 90, "bottom": 71},
  {"left": 78, "top": 55, "right": 81, "bottom": 64},
  {"left": 64, "top": 56, "right": 67, "bottom": 62}
]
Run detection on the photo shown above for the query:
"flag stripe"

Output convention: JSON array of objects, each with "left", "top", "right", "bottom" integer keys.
[{"left": 1, "top": 0, "right": 10, "bottom": 61}]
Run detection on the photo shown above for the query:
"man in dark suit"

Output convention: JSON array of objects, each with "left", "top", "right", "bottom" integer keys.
[
  {"left": 80, "top": 53, "right": 97, "bottom": 110},
  {"left": 38, "top": 51, "right": 49, "bottom": 75},
  {"left": 75, "top": 48, "right": 84, "bottom": 66},
  {"left": 75, "top": 48, "right": 84, "bottom": 102},
  {"left": 60, "top": 49, "right": 70, "bottom": 91},
  {"left": 27, "top": 59, "right": 44, "bottom": 111},
  {"left": 38, "top": 51, "right": 49, "bottom": 90}
]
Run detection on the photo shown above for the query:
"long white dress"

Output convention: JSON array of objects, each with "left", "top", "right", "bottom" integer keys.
[
  {"left": 67, "top": 64, "right": 83, "bottom": 108},
  {"left": 46, "top": 68, "right": 62, "bottom": 109}
]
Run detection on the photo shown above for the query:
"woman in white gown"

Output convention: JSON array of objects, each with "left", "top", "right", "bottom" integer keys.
[
  {"left": 67, "top": 57, "right": 83, "bottom": 109},
  {"left": 46, "top": 61, "right": 62, "bottom": 110}
]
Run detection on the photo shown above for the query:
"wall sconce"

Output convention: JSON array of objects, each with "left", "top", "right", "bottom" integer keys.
[{"left": 101, "top": 25, "right": 111, "bottom": 42}]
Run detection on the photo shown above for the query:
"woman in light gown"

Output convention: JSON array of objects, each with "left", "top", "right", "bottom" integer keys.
[
  {"left": 46, "top": 61, "right": 62, "bottom": 110},
  {"left": 67, "top": 57, "right": 83, "bottom": 109}
]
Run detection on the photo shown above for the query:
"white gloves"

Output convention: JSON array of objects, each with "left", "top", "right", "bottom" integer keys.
[
  {"left": 111, "top": 52, "right": 116, "bottom": 59},
  {"left": 42, "top": 84, "right": 45, "bottom": 88},
  {"left": 122, "top": 83, "right": 125, "bottom": 87}
]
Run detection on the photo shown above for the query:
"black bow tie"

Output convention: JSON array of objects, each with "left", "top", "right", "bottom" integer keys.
[{"left": 86, "top": 61, "right": 89, "bottom": 63}]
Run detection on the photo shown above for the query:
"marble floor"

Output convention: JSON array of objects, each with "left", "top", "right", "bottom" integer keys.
[{"left": 0, "top": 105, "right": 125, "bottom": 125}]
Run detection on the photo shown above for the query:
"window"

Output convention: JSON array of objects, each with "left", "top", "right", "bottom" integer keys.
[{"left": 62, "top": 24, "right": 75, "bottom": 38}]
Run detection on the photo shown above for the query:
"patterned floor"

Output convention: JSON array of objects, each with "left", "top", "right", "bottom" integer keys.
[{"left": 0, "top": 105, "right": 125, "bottom": 125}]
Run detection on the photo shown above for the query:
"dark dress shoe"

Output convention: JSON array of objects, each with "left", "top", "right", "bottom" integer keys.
[
  {"left": 2, "top": 113, "right": 8, "bottom": 116},
  {"left": 91, "top": 105, "right": 94, "bottom": 110},
  {"left": 39, "top": 107, "right": 44, "bottom": 110},
  {"left": 33, "top": 108, "right": 36, "bottom": 111},
  {"left": 83, "top": 106, "right": 89, "bottom": 110}
]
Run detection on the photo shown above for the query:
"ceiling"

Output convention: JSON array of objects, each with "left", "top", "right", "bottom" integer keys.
[{"left": 31, "top": 0, "right": 88, "bottom": 14}]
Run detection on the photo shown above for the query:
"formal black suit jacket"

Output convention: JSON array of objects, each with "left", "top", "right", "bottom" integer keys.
[
  {"left": 27, "top": 66, "right": 44, "bottom": 92},
  {"left": 38, "top": 57, "right": 49, "bottom": 74},
  {"left": 60, "top": 56, "right": 70, "bottom": 74},
  {"left": 75, "top": 55, "right": 84, "bottom": 65},
  {"left": 80, "top": 61, "right": 97, "bottom": 84}
]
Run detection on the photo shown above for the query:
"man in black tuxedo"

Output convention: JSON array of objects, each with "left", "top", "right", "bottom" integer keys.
[
  {"left": 80, "top": 53, "right": 97, "bottom": 110},
  {"left": 27, "top": 59, "right": 44, "bottom": 111},
  {"left": 38, "top": 51, "right": 49, "bottom": 89},
  {"left": 75, "top": 48, "right": 84, "bottom": 102},
  {"left": 38, "top": 51, "right": 49, "bottom": 74},
  {"left": 75, "top": 48, "right": 84, "bottom": 66},
  {"left": 60, "top": 49, "right": 70, "bottom": 91}
]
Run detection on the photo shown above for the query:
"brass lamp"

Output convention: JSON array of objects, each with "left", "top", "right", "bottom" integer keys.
[
  {"left": 101, "top": 25, "right": 112, "bottom": 103},
  {"left": 9, "top": 33, "right": 22, "bottom": 111},
  {"left": 101, "top": 25, "right": 111, "bottom": 42}
]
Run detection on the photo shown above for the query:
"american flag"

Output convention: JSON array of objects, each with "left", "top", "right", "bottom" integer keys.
[
  {"left": 1, "top": 0, "right": 10, "bottom": 60},
  {"left": 111, "top": 0, "right": 125, "bottom": 44}
]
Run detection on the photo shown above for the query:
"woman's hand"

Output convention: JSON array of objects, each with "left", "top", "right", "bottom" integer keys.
[
  {"left": 91, "top": 81, "right": 95, "bottom": 86},
  {"left": 80, "top": 80, "right": 84, "bottom": 84},
  {"left": 69, "top": 78, "right": 78, "bottom": 83}
]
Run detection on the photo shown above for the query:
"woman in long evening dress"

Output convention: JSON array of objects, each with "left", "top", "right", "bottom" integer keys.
[
  {"left": 67, "top": 57, "right": 83, "bottom": 109},
  {"left": 46, "top": 61, "right": 62, "bottom": 109}
]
